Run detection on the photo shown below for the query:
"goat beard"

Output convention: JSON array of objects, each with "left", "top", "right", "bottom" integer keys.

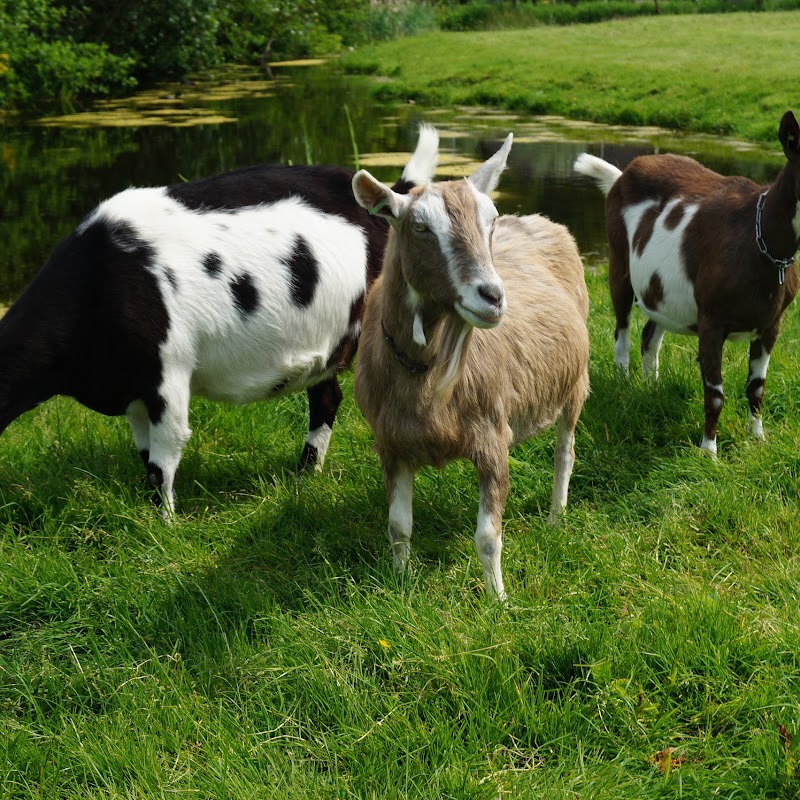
[{"left": 432, "top": 313, "right": 473, "bottom": 407}]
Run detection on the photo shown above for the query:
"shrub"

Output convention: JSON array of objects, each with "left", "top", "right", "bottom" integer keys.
[
  {"left": 439, "top": 1, "right": 496, "bottom": 31},
  {"left": 365, "top": 1, "right": 438, "bottom": 41},
  {"left": 0, "top": 0, "right": 135, "bottom": 112},
  {"left": 71, "top": 0, "right": 222, "bottom": 82}
]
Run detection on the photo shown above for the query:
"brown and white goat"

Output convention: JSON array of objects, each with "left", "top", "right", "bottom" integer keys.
[
  {"left": 352, "top": 134, "right": 590, "bottom": 599},
  {"left": 574, "top": 110, "right": 800, "bottom": 455}
]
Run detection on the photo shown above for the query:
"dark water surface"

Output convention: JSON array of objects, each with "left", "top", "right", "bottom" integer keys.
[{"left": 0, "top": 62, "right": 788, "bottom": 303}]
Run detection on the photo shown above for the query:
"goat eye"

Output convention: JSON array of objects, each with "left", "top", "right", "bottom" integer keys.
[{"left": 411, "top": 221, "right": 428, "bottom": 234}]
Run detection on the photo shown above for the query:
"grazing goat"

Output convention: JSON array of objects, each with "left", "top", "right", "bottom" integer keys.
[
  {"left": 0, "top": 127, "right": 439, "bottom": 515},
  {"left": 574, "top": 110, "right": 800, "bottom": 455},
  {"left": 352, "top": 133, "right": 590, "bottom": 599}
]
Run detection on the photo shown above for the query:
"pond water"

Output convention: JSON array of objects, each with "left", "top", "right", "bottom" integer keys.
[{"left": 0, "top": 62, "right": 788, "bottom": 303}]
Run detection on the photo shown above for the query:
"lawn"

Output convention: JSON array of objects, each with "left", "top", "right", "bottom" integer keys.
[
  {"left": 2, "top": 261, "right": 799, "bottom": 797},
  {"left": 342, "top": 11, "right": 800, "bottom": 142},
  {"left": 3, "top": 11, "right": 800, "bottom": 798}
]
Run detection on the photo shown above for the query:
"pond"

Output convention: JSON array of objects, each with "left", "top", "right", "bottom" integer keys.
[{"left": 0, "top": 61, "right": 788, "bottom": 304}]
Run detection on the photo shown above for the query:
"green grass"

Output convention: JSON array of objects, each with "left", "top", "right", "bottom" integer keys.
[
  {"left": 342, "top": 11, "right": 800, "bottom": 142},
  {"left": 1, "top": 266, "right": 800, "bottom": 797},
  {"left": 435, "top": 0, "right": 800, "bottom": 32}
]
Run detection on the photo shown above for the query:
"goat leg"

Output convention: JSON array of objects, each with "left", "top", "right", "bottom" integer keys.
[
  {"left": 475, "top": 451, "right": 510, "bottom": 600},
  {"left": 298, "top": 377, "right": 342, "bottom": 471},
  {"left": 384, "top": 458, "right": 414, "bottom": 574},
  {"left": 641, "top": 320, "right": 666, "bottom": 379},
  {"left": 609, "top": 249, "right": 634, "bottom": 375},
  {"left": 145, "top": 372, "right": 192, "bottom": 518},
  {"left": 746, "top": 327, "right": 777, "bottom": 440},
  {"left": 126, "top": 399, "right": 152, "bottom": 466},
  {"left": 697, "top": 325, "right": 726, "bottom": 456},
  {"left": 550, "top": 408, "right": 579, "bottom": 524}
]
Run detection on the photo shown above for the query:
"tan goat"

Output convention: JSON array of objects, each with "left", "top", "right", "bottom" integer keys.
[{"left": 352, "top": 132, "right": 590, "bottom": 599}]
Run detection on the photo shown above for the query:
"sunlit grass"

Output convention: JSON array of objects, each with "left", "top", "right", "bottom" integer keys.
[
  {"left": 1, "top": 265, "right": 799, "bottom": 797},
  {"left": 0, "top": 270, "right": 800, "bottom": 800},
  {"left": 343, "top": 11, "right": 800, "bottom": 143}
]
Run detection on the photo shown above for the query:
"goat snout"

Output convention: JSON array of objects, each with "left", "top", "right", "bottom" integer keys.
[
  {"left": 478, "top": 281, "right": 505, "bottom": 307},
  {"left": 457, "top": 278, "right": 506, "bottom": 328}
]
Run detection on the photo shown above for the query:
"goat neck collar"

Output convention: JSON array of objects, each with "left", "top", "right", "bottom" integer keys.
[
  {"left": 755, "top": 190, "right": 796, "bottom": 285},
  {"left": 381, "top": 319, "right": 430, "bottom": 374}
]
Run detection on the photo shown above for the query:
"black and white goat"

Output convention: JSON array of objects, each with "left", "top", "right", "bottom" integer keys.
[
  {"left": 352, "top": 134, "right": 590, "bottom": 598},
  {"left": 0, "top": 127, "right": 439, "bottom": 514},
  {"left": 574, "top": 110, "right": 800, "bottom": 455}
]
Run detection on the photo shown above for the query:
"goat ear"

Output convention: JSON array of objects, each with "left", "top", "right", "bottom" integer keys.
[
  {"left": 468, "top": 133, "right": 513, "bottom": 195},
  {"left": 779, "top": 111, "right": 800, "bottom": 160},
  {"left": 353, "top": 169, "right": 408, "bottom": 224}
]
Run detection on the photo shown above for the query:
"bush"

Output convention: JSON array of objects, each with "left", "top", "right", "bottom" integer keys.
[
  {"left": 69, "top": 0, "right": 222, "bottom": 82},
  {"left": 365, "top": 1, "right": 438, "bottom": 40},
  {"left": 0, "top": 0, "right": 135, "bottom": 112},
  {"left": 439, "top": 1, "right": 496, "bottom": 31}
]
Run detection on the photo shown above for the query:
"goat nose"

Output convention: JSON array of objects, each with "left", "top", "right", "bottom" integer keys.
[{"left": 478, "top": 282, "right": 504, "bottom": 307}]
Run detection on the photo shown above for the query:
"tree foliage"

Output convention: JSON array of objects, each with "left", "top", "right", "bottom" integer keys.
[
  {"left": 0, "top": 0, "right": 409, "bottom": 113},
  {"left": 8, "top": 0, "right": 790, "bottom": 114},
  {"left": 66, "top": 0, "right": 222, "bottom": 82},
  {"left": 0, "top": 0, "right": 136, "bottom": 111}
]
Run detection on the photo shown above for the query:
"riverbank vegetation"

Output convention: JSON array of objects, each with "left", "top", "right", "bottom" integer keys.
[
  {"left": 4, "top": 0, "right": 800, "bottom": 116},
  {"left": 343, "top": 10, "right": 800, "bottom": 143},
  {"left": 0, "top": 0, "right": 435, "bottom": 113},
  {"left": 2, "top": 263, "right": 799, "bottom": 796}
]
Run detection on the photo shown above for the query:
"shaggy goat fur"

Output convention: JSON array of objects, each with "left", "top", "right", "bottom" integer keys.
[{"left": 353, "top": 135, "right": 589, "bottom": 598}]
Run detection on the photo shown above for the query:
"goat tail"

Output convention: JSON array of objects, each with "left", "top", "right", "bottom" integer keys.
[{"left": 573, "top": 153, "right": 622, "bottom": 196}]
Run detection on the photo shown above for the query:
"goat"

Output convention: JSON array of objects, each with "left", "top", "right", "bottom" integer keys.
[
  {"left": 574, "top": 110, "right": 800, "bottom": 455},
  {"left": 0, "top": 126, "right": 439, "bottom": 515},
  {"left": 352, "top": 133, "right": 590, "bottom": 599}
]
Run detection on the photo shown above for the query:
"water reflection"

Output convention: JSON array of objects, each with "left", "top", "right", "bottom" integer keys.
[{"left": 0, "top": 63, "right": 788, "bottom": 302}]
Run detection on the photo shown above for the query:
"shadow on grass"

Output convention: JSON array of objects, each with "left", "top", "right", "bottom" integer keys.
[
  {"left": 564, "top": 361, "right": 705, "bottom": 507},
  {"left": 0, "top": 393, "right": 313, "bottom": 527},
  {"left": 126, "top": 365, "right": 708, "bottom": 668}
]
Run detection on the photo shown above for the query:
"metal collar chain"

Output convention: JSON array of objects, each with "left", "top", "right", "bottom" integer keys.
[
  {"left": 381, "top": 319, "right": 430, "bottom": 374},
  {"left": 755, "top": 190, "right": 796, "bottom": 285}
]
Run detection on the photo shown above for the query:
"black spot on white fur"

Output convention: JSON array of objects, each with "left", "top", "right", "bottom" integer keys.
[
  {"left": 144, "top": 392, "right": 166, "bottom": 426},
  {"left": 286, "top": 235, "right": 319, "bottom": 308},
  {"left": 164, "top": 267, "right": 178, "bottom": 292},
  {"left": 203, "top": 252, "right": 223, "bottom": 277},
  {"left": 109, "top": 221, "right": 155, "bottom": 259},
  {"left": 230, "top": 273, "right": 260, "bottom": 315}
]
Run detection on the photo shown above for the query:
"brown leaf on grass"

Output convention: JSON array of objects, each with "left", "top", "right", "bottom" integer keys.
[
  {"left": 778, "top": 723, "right": 793, "bottom": 752},
  {"left": 651, "top": 748, "right": 686, "bottom": 773}
]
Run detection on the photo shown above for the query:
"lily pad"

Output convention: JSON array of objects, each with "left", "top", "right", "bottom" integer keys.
[
  {"left": 267, "top": 59, "right": 327, "bottom": 68},
  {"left": 32, "top": 68, "right": 280, "bottom": 129}
]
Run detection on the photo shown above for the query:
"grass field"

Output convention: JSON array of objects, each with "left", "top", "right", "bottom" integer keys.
[
  {"left": 2, "top": 263, "right": 799, "bottom": 797},
  {"left": 4, "top": 11, "right": 800, "bottom": 798},
  {"left": 342, "top": 11, "right": 800, "bottom": 142}
]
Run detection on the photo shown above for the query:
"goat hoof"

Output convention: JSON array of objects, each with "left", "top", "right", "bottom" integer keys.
[
  {"left": 699, "top": 439, "right": 718, "bottom": 460},
  {"left": 296, "top": 442, "right": 319, "bottom": 472}
]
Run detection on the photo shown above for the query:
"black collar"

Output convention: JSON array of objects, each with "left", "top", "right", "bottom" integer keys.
[
  {"left": 381, "top": 320, "right": 430, "bottom": 374},
  {"left": 755, "top": 189, "right": 796, "bottom": 285}
]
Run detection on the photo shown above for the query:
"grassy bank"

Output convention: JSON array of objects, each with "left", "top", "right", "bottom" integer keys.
[
  {"left": 342, "top": 11, "right": 800, "bottom": 142},
  {"left": 2, "top": 262, "right": 799, "bottom": 797}
]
